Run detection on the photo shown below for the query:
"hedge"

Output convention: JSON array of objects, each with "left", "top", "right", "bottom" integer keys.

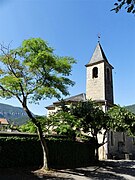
[{"left": 0, "top": 133, "right": 96, "bottom": 168}]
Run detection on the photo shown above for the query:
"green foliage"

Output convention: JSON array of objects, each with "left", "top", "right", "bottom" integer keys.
[
  {"left": 107, "top": 105, "right": 135, "bottom": 135},
  {"left": 0, "top": 135, "right": 95, "bottom": 168},
  {"left": 0, "top": 135, "right": 39, "bottom": 141},
  {"left": 125, "top": 104, "right": 135, "bottom": 114},
  {"left": 70, "top": 100, "right": 109, "bottom": 138},
  {"left": 0, "top": 136, "right": 42, "bottom": 167},
  {"left": 0, "top": 38, "right": 76, "bottom": 103},
  {"left": 0, "top": 37, "right": 76, "bottom": 168},
  {"left": 35, "top": 115, "right": 56, "bottom": 134},
  {"left": 19, "top": 115, "right": 55, "bottom": 134},
  {"left": 19, "top": 120, "right": 37, "bottom": 133},
  {"left": 47, "top": 100, "right": 110, "bottom": 144},
  {"left": 112, "top": 0, "right": 135, "bottom": 13},
  {"left": 47, "top": 111, "right": 77, "bottom": 139},
  {"left": 47, "top": 100, "right": 135, "bottom": 145}
]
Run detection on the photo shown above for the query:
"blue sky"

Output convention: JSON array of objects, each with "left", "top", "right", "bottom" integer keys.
[{"left": 0, "top": 0, "right": 135, "bottom": 115}]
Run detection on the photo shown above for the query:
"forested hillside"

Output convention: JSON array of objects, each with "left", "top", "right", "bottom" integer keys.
[
  {"left": 0, "top": 103, "right": 29, "bottom": 125},
  {"left": 125, "top": 104, "right": 135, "bottom": 114},
  {"left": 0, "top": 102, "right": 134, "bottom": 126}
]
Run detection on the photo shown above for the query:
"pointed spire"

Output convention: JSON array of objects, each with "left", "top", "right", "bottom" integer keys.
[{"left": 86, "top": 42, "right": 108, "bottom": 67}]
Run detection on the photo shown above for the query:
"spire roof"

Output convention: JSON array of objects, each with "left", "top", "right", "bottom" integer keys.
[{"left": 86, "top": 42, "right": 109, "bottom": 66}]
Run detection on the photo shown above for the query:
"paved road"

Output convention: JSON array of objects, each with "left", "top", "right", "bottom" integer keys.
[
  {"left": 56, "top": 160, "right": 135, "bottom": 180},
  {"left": 0, "top": 160, "right": 135, "bottom": 179}
]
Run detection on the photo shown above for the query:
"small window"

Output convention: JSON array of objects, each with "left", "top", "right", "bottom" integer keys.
[{"left": 92, "top": 67, "right": 98, "bottom": 78}]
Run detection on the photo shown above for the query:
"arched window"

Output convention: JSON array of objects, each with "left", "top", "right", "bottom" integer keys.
[{"left": 92, "top": 67, "right": 98, "bottom": 78}]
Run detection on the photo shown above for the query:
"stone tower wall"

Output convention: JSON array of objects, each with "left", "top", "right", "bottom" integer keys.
[
  {"left": 86, "top": 62, "right": 105, "bottom": 101},
  {"left": 86, "top": 61, "right": 114, "bottom": 105},
  {"left": 105, "top": 63, "right": 114, "bottom": 104}
]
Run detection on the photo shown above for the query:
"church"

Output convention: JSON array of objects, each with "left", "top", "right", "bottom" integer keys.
[{"left": 46, "top": 41, "right": 135, "bottom": 160}]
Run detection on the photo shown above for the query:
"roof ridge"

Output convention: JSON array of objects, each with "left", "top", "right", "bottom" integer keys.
[{"left": 46, "top": 93, "right": 86, "bottom": 109}]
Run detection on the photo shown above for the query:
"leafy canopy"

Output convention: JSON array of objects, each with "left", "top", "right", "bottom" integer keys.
[
  {"left": 0, "top": 38, "right": 76, "bottom": 104},
  {"left": 21, "top": 100, "right": 135, "bottom": 144},
  {"left": 19, "top": 120, "right": 37, "bottom": 133},
  {"left": 70, "top": 100, "right": 109, "bottom": 137},
  {"left": 0, "top": 37, "right": 76, "bottom": 170},
  {"left": 107, "top": 105, "right": 135, "bottom": 135},
  {"left": 19, "top": 116, "right": 53, "bottom": 134},
  {"left": 112, "top": 0, "right": 135, "bottom": 13},
  {"left": 47, "top": 111, "right": 77, "bottom": 139}
]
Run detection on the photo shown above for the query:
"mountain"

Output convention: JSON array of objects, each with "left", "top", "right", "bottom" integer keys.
[
  {"left": 125, "top": 104, "right": 135, "bottom": 114},
  {"left": 0, "top": 103, "right": 29, "bottom": 125},
  {"left": 0, "top": 102, "right": 135, "bottom": 126}
]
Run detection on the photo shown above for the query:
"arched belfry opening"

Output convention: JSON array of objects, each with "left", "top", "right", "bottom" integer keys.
[{"left": 92, "top": 67, "right": 98, "bottom": 78}]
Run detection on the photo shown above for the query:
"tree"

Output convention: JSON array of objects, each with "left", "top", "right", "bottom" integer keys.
[
  {"left": 19, "top": 116, "right": 56, "bottom": 135},
  {"left": 46, "top": 97, "right": 135, "bottom": 160},
  {"left": 69, "top": 101, "right": 135, "bottom": 159},
  {"left": 48, "top": 100, "right": 135, "bottom": 160},
  {"left": 0, "top": 38, "right": 76, "bottom": 169},
  {"left": 112, "top": 0, "right": 135, "bottom": 13},
  {"left": 47, "top": 110, "right": 78, "bottom": 140},
  {"left": 107, "top": 105, "right": 135, "bottom": 135},
  {"left": 69, "top": 100, "right": 110, "bottom": 159},
  {"left": 19, "top": 120, "right": 37, "bottom": 133}
]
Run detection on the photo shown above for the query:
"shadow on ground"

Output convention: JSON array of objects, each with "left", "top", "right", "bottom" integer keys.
[
  {"left": 0, "top": 160, "right": 135, "bottom": 179},
  {"left": 57, "top": 160, "right": 135, "bottom": 179},
  {"left": 0, "top": 167, "right": 73, "bottom": 180}
]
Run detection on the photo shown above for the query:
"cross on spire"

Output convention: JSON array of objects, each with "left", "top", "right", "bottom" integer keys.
[{"left": 98, "top": 33, "right": 101, "bottom": 43}]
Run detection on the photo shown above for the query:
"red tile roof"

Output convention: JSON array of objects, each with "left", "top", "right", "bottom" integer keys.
[{"left": 0, "top": 118, "right": 9, "bottom": 125}]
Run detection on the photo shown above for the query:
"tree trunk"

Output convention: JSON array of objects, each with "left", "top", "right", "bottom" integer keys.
[
  {"left": 36, "top": 122, "right": 49, "bottom": 169},
  {"left": 95, "top": 142, "right": 99, "bottom": 161},
  {"left": 23, "top": 105, "right": 49, "bottom": 170},
  {"left": 93, "top": 135, "right": 99, "bottom": 161}
]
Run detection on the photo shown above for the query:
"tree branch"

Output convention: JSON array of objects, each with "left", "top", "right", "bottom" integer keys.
[{"left": 0, "top": 85, "right": 22, "bottom": 103}]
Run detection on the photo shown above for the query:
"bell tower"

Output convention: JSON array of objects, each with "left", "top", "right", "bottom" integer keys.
[{"left": 86, "top": 42, "right": 114, "bottom": 110}]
